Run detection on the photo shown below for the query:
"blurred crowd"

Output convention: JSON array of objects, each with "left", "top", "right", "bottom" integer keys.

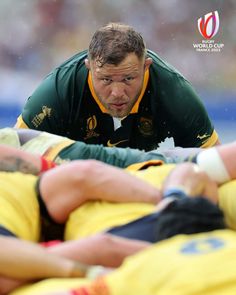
[{"left": 0, "top": 0, "right": 235, "bottom": 108}]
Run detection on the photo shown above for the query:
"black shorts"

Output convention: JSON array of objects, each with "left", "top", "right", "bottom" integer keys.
[
  {"left": 35, "top": 178, "right": 64, "bottom": 241},
  {"left": 107, "top": 192, "right": 187, "bottom": 243},
  {"left": 107, "top": 211, "right": 162, "bottom": 243}
]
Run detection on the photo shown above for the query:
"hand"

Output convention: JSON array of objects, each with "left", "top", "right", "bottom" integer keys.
[{"left": 162, "top": 163, "right": 219, "bottom": 204}]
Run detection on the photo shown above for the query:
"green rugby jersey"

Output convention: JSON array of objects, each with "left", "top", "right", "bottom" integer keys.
[{"left": 16, "top": 50, "right": 218, "bottom": 151}]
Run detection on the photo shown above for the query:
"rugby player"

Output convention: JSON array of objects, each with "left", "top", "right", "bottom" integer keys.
[{"left": 15, "top": 23, "right": 219, "bottom": 151}]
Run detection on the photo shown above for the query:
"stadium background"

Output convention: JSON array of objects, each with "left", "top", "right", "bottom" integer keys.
[{"left": 0, "top": 0, "right": 235, "bottom": 145}]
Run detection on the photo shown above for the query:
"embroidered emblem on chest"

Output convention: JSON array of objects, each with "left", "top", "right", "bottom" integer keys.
[
  {"left": 84, "top": 115, "right": 100, "bottom": 139},
  {"left": 138, "top": 117, "right": 154, "bottom": 137}
]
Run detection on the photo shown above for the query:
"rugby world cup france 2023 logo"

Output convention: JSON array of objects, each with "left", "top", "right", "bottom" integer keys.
[
  {"left": 198, "top": 11, "right": 219, "bottom": 40},
  {"left": 193, "top": 11, "right": 224, "bottom": 52}
]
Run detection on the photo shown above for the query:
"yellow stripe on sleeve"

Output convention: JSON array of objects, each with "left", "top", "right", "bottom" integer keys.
[
  {"left": 201, "top": 130, "right": 219, "bottom": 148},
  {"left": 14, "top": 115, "right": 29, "bottom": 129}
]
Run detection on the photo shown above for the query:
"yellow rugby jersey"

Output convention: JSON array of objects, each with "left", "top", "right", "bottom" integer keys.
[
  {"left": 0, "top": 172, "right": 40, "bottom": 241},
  {"left": 10, "top": 278, "right": 90, "bottom": 295},
  {"left": 126, "top": 163, "right": 175, "bottom": 188},
  {"left": 218, "top": 180, "right": 236, "bottom": 230},
  {"left": 127, "top": 165, "right": 236, "bottom": 232},
  {"left": 65, "top": 201, "right": 155, "bottom": 241},
  {"left": 103, "top": 229, "right": 236, "bottom": 295},
  {"left": 65, "top": 163, "right": 236, "bottom": 241},
  {"left": 65, "top": 164, "right": 175, "bottom": 240},
  {"left": 34, "top": 230, "right": 236, "bottom": 295}
]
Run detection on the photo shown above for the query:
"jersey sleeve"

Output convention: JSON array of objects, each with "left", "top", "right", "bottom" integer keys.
[
  {"left": 15, "top": 71, "right": 70, "bottom": 135},
  {"left": 56, "top": 142, "right": 169, "bottom": 168},
  {"left": 165, "top": 77, "right": 218, "bottom": 148}
]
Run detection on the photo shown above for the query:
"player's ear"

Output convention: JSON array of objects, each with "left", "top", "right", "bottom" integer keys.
[
  {"left": 144, "top": 57, "right": 152, "bottom": 70},
  {"left": 85, "top": 58, "right": 90, "bottom": 70}
]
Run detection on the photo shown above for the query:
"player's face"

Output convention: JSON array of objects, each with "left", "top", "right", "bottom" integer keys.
[{"left": 86, "top": 53, "right": 152, "bottom": 118}]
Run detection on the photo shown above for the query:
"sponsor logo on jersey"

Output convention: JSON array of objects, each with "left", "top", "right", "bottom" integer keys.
[
  {"left": 107, "top": 139, "right": 129, "bottom": 147},
  {"left": 197, "top": 133, "right": 210, "bottom": 140}
]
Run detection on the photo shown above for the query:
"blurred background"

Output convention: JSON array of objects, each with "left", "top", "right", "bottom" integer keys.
[{"left": 0, "top": 0, "right": 235, "bottom": 143}]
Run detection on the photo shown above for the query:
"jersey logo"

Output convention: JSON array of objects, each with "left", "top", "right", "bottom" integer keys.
[
  {"left": 84, "top": 115, "right": 100, "bottom": 140},
  {"left": 138, "top": 117, "right": 154, "bottom": 137},
  {"left": 180, "top": 237, "right": 225, "bottom": 255},
  {"left": 87, "top": 115, "right": 97, "bottom": 130},
  {"left": 32, "top": 106, "right": 52, "bottom": 128},
  {"left": 197, "top": 133, "right": 210, "bottom": 140},
  {"left": 107, "top": 139, "right": 129, "bottom": 147}
]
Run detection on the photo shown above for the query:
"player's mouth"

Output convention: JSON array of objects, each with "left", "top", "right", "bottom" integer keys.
[{"left": 110, "top": 102, "right": 127, "bottom": 110}]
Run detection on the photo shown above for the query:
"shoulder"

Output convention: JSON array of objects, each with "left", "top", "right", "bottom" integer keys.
[
  {"left": 56, "top": 49, "right": 88, "bottom": 70},
  {"left": 147, "top": 49, "right": 186, "bottom": 80},
  {"left": 147, "top": 50, "right": 201, "bottom": 106},
  {"left": 46, "top": 50, "right": 89, "bottom": 82},
  {"left": 147, "top": 49, "right": 195, "bottom": 96},
  {"left": 41, "top": 50, "right": 89, "bottom": 98}
]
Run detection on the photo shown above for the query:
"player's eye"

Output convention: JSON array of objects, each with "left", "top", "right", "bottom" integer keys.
[{"left": 102, "top": 78, "right": 112, "bottom": 84}]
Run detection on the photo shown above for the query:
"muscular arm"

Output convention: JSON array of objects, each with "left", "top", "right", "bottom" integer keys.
[{"left": 39, "top": 160, "right": 161, "bottom": 223}]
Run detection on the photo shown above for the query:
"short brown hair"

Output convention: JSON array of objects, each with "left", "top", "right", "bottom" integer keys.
[{"left": 88, "top": 23, "right": 146, "bottom": 67}]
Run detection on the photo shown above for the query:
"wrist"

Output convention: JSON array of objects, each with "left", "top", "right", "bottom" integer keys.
[
  {"left": 163, "top": 186, "right": 189, "bottom": 199},
  {"left": 86, "top": 266, "right": 106, "bottom": 279},
  {"left": 69, "top": 261, "right": 88, "bottom": 278}
]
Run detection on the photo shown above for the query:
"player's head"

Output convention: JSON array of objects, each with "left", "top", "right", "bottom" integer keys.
[
  {"left": 88, "top": 22, "right": 146, "bottom": 66},
  {"left": 153, "top": 196, "right": 226, "bottom": 242},
  {"left": 85, "top": 23, "right": 152, "bottom": 118}
]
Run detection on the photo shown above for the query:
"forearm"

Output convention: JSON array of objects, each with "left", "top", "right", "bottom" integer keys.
[
  {"left": 0, "top": 145, "right": 41, "bottom": 175},
  {"left": 0, "top": 236, "right": 86, "bottom": 280},
  {"left": 47, "top": 233, "right": 150, "bottom": 268},
  {"left": 83, "top": 160, "right": 161, "bottom": 203},
  {"left": 59, "top": 141, "right": 164, "bottom": 168},
  {"left": 40, "top": 160, "right": 160, "bottom": 223}
]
